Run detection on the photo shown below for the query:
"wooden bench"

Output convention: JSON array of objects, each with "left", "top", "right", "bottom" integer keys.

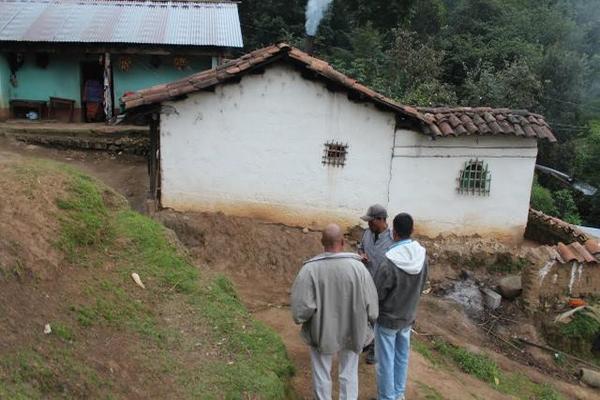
[
  {"left": 9, "top": 99, "right": 46, "bottom": 120},
  {"left": 49, "top": 97, "right": 75, "bottom": 122}
]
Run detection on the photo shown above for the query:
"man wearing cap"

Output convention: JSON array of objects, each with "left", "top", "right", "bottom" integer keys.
[{"left": 358, "top": 204, "right": 394, "bottom": 364}]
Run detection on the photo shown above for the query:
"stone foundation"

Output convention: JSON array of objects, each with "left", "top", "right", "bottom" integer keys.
[{"left": 8, "top": 133, "right": 149, "bottom": 155}]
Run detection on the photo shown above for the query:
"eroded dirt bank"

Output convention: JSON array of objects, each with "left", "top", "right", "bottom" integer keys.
[{"left": 157, "top": 210, "right": 598, "bottom": 400}]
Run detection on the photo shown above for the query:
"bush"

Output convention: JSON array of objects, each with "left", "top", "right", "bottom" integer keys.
[
  {"left": 553, "top": 189, "right": 582, "bottom": 225},
  {"left": 531, "top": 181, "right": 557, "bottom": 215}
]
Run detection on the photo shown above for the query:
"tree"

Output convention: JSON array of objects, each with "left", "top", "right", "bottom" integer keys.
[
  {"left": 553, "top": 189, "right": 582, "bottom": 225},
  {"left": 462, "top": 59, "right": 541, "bottom": 109}
]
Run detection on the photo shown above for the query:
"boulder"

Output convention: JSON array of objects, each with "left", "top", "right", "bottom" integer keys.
[
  {"left": 498, "top": 275, "right": 522, "bottom": 299},
  {"left": 481, "top": 288, "right": 502, "bottom": 310}
]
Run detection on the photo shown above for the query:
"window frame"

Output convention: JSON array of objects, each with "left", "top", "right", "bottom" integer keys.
[
  {"left": 322, "top": 141, "right": 348, "bottom": 167},
  {"left": 457, "top": 158, "right": 491, "bottom": 196}
]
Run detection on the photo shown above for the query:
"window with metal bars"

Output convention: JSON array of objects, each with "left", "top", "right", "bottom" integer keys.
[
  {"left": 322, "top": 141, "right": 348, "bottom": 167},
  {"left": 457, "top": 159, "right": 491, "bottom": 195}
]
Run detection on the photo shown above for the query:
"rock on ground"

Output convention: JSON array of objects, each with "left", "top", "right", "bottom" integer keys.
[{"left": 498, "top": 275, "right": 522, "bottom": 299}]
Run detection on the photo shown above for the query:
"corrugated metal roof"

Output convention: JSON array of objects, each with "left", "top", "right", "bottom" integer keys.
[{"left": 0, "top": 0, "right": 243, "bottom": 47}]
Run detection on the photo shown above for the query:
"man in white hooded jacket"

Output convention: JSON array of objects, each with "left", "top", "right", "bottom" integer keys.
[{"left": 372, "top": 213, "right": 428, "bottom": 400}]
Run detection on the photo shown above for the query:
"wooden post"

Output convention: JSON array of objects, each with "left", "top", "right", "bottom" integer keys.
[
  {"left": 148, "top": 112, "right": 160, "bottom": 202},
  {"left": 103, "top": 52, "right": 113, "bottom": 121}
]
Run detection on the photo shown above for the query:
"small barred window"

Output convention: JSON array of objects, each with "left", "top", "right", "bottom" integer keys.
[
  {"left": 322, "top": 141, "right": 348, "bottom": 167},
  {"left": 458, "top": 159, "right": 491, "bottom": 195}
]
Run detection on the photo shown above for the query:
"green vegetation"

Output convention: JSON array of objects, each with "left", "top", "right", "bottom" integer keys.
[
  {"left": 560, "top": 313, "right": 600, "bottom": 340},
  {"left": 416, "top": 381, "right": 443, "bottom": 400},
  {"left": 239, "top": 0, "right": 600, "bottom": 226},
  {"left": 434, "top": 340, "right": 502, "bottom": 385},
  {"left": 51, "top": 323, "right": 74, "bottom": 342},
  {"left": 489, "top": 254, "right": 529, "bottom": 274},
  {"left": 0, "top": 161, "right": 294, "bottom": 399},
  {"left": 425, "top": 339, "right": 565, "bottom": 400},
  {"left": 531, "top": 180, "right": 559, "bottom": 216},
  {"left": 412, "top": 338, "right": 440, "bottom": 366},
  {"left": 56, "top": 170, "right": 116, "bottom": 262}
]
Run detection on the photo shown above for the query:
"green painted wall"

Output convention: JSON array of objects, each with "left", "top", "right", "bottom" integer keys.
[
  {"left": 0, "top": 53, "right": 212, "bottom": 115},
  {"left": 0, "top": 56, "right": 10, "bottom": 110},
  {"left": 11, "top": 53, "right": 83, "bottom": 107},
  {"left": 113, "top": 55, "right": 212, "bottom": 101}
]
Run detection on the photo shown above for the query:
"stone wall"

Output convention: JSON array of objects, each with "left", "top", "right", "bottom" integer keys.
[
  {"left": 522, "top": 247, "right": 600, "bottom": 311},
  {"left": 9, "top": 133, "right": 149, "bottom": 156}
]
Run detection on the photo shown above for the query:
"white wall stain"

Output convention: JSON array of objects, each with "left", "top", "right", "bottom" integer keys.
[
  {"left": 568, "top": 262, "right": 579, "bottom": 295},
  {"left": 538, "top": 259, "right": 556, "bottom": 284}
]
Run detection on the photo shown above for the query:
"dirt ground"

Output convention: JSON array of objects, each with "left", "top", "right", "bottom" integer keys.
[
  {"left": 2, "top": 138, "right": 597, "bottom": 399},
  {"left": 156, "top": 210, "right": 598, "bottom": 400},
  {"left": 0, "top": 136, "right": 148, "bottom": 212}
]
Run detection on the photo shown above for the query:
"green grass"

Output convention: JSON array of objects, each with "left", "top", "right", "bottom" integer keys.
[
  {"left": 56, "top": 170, "right": 117, "bottom": 263},
  {"left": 427, "top": 339, "right": 565, "bottom": 399},
  {"left": 546, "top": 311, "right": 600, "bottom": 364},
  {"left": 559, "top": 313, "right": 600, "bottom": 340},
  {"left": 489, "top": 254, "right": 530, "bottom": 273},
  {"left": 52, "top": 322, "right": 74, "bottom": 342},
  {"left": 0, "top": 348, "right": 107, "bottom": 399},
  {"left": 0, "top": 160, "right": 294, "bottom": 399},
  {"left": 416, "top": 381, "right": 443, "bottom": 400},
  {"left": 434, "top": 340, "right": 502, "bottom": 385},
  {"left": 412, "top": 338, "right": 441, "bottom": 366}
]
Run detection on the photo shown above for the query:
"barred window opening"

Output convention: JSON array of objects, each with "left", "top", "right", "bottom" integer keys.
[
  {"left": 458, "top": 159, "right": 491, "bottom": 195},
  {"left": 322, "top": 141, "right": 348, "bottom": 167}
]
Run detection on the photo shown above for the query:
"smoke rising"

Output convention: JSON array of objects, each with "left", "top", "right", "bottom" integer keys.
[{"left": 305, "top": 0, "right": 333, "bottom": 36}]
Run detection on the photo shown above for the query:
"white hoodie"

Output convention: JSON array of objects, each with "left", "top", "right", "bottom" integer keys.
[{"left": 385, "top": 240, "right": 427, "bottom": 275}]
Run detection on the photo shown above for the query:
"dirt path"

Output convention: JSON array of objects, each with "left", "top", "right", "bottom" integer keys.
[
  {"left": 154, "top": 210, "right": 600, "bottom": 399},
  {"left": 251, "top": 296, "right": 518, "bottom": 400},
  {"left": 154, "top": 213, "right": 516, "bottom": 399}
]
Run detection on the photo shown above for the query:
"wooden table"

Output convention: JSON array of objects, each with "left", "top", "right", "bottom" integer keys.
[
  {"left": 9, "top": 99, "right": 46, "bottom": 120},
  {"left": 49, "top": 97, "right": 75, "bottom": 122}
]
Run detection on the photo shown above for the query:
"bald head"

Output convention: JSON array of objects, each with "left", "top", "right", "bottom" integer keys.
[{"left": 322, "top": 223, "right": 344, "bottom": 252}]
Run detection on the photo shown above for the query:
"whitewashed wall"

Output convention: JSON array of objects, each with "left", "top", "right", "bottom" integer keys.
[
  {"left": 160, "top": 64, "right": 396, "bottom": 227},
  {"left": 389, "top": 130, "right": 538, "bottom": 241},
  {"left": 159, "top": 63, "right": 539, "bottom": 239}
]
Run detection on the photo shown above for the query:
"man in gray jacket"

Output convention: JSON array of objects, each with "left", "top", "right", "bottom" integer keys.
[
  {"left": 358, "top": 204, "right": 394, "bottom": 364},
  {"left": 373, "top": 213, "right": 428, "bottom": 400},
  {"left": 291, "top": 224, "right": 379, "bottom": 400}
]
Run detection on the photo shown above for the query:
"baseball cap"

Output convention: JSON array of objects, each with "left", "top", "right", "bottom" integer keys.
[{"left": 360, "top": 204, "right": 388, "bottom": 221}]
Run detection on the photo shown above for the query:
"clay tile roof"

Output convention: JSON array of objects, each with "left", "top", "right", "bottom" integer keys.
[
  {"left": 585, "top": 239, "right": 600, "bottom": 255},
  {"left": 556, "top": 241, "right": 600, "bottom": 264},
  {"left": 529, "top": 208, "right": 591, "bottom": 244},
  {"left": 417, "top": 107, "right": 556, "bottom": 142},
  {"left": 121, "top": 43, "right": 556, "bottom": 142}
]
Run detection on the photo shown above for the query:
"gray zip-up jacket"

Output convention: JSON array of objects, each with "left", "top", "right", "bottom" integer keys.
[
  {"left": 291, "top": 252, "right": 379, "bottom": 354},
  {"left": 373, "top": 240, "right": 428, "bottom": 330}
]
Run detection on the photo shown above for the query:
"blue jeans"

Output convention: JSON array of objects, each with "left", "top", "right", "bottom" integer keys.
[{"left": 375, "top": 324, "right": 411, "bottom": 400}]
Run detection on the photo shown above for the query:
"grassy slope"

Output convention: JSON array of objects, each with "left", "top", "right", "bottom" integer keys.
[
  {"left": 0, "top": 160, "right": 293, "bottom": 399},
  {"left": 411, "top": 337, "right": 564, "bottom": 400}
]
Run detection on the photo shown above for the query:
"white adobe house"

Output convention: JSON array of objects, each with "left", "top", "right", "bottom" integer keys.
[{"left": 122, "top": 43, "right": 556, "bottom": 242}]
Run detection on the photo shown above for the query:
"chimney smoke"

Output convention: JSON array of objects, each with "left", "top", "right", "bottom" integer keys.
[{"left": 305, "top": 0, "right": 333, "bottom": 36}]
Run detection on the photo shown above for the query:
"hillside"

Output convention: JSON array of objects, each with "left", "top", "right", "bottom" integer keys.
[{"left": 0, "top": 156, "right": 293, "bottom": 399}]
